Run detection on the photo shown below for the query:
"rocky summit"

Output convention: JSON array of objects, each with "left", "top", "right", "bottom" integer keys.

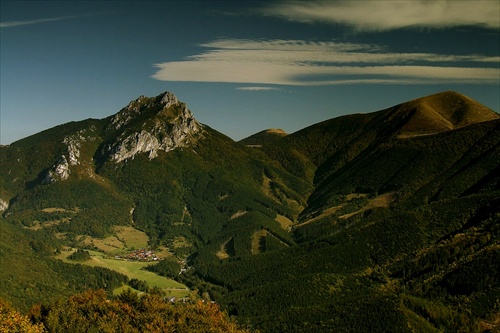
[
  {"left": 1, "top": 90, "right": 499, "bottom": 333},
  {"left": 102, "top": 92, "right": 203, "bottom": 163}
]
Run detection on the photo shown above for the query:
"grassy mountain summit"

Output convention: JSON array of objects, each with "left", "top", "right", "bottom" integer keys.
[
  {"left": 256, "top": 91, "right": 499, "bottom": 220},
  {"left": 388, "top": 91, "right": 499, "bottom": 138},
  {"left": 1, "top": 90, "right": 499, "bottom": 332},
  {"left": 239, "top": 128, "right": 288, "bottom": 146}
]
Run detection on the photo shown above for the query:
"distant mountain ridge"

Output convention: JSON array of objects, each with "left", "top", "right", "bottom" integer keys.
[
  {"left": 387, "top": 91, "right": 499, "bottom": 138},
  {"left": 239, "top": 128, "right": 287, "bottom": 146},
  {"left": 1, "top": 90, "right": 499, "bottom": 332},
  {"left": 242, "top": 90, "right": 498, "bottom": 147}
]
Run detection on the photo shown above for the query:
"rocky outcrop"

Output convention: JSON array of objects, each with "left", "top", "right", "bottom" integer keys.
[
  {"left": 107, "top": 130, "right": 162, "bottom": 161},
  {"left": 62, "top": 127, "right": 99, "bottom": 166},
  {"left": 42, "top": 155, "right": 70, "bottom": 184},
  {"left": 0, "top": 199, "right": 8, "bottom": 212},
  {"left": 102, "top": 92, "right": 203, "bottom": 163},
  {"left": 63, "top": 136, "right": 81, "bottom": 166},
  {"left": 109, "top": 92, "right": 179, "bottom": 131},
  {"left": 41, "top": 130, "right": 98, "bottom": 184}
]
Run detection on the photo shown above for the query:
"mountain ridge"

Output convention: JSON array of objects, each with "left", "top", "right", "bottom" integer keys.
[
  {"left": 1, "top": 90, "right": 499, "bottom": 332},
  {"left": 239, "top": 128, "right": 287, "bottom": 146},
  {"left": 389, "top": 91, "right": 499, "bottom": 138}
]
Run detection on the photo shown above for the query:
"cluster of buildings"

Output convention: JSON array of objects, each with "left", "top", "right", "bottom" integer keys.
[{"left": 121, "top": 248, "right": 160, "bottom": 261}]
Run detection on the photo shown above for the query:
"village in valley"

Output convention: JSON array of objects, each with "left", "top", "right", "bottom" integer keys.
[
  {"left": 117, "top": 247, "right": 161, "bottom": 262},
  {"left": 54, "top": 226, "right": 192, "bottom": 301}
]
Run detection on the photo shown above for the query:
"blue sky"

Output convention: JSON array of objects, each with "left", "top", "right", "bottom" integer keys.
[{"left": 1, "top": 1, "right": 499, "bottom": 144}]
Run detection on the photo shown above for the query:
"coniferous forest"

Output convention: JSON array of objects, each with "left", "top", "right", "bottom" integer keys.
[{"left": 1, "top": 91, "right": 499, "bottom": 332}]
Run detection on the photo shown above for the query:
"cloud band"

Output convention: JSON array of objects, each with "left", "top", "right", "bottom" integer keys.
[
  {"left": 0, "top": 15, "right": 76, "bottom": 28},
  {"left": 152, "top": 39, "right": 499, "bottom": 86},
  {"left": 260, "top": 1, "right": 500, "bottom": 31}
]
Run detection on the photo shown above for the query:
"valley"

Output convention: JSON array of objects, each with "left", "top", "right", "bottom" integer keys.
[
  {"left": 39, "top": 210, "right": 192, "bottom": 297},
  {"left": 1, "top": 90, "right": 499, "bottom": 332},
  {"left": 57, "top": 249, "right": 189, "bottom": 297}
]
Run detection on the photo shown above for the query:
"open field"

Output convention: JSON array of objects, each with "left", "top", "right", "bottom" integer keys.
[
  {"left": 78, "top": 226, "right": 173, "bottom": 259},
  {"left": 26, "top": 218, "right": 71, "bottom": 231},
  {"left": 171, "top": 236, "right": 191, "bottom": 249},
  {"left": 230, "top": 210, "right": 247, "bottom": 220},
  {"left": 251, "top": 229, "right": 268, "bottom": 255},
  {"left": 216, "top": 243, "right": 230, "bottom": 260},
  {"left": 339, "top": 192, "right": 396, "bottom": 219},
  {"left": 262, "top": 174, "right": 280, "bottom": 202},
  {"left": 57, "top": 249, "right": 189, "bottom": 296},
  {"left": 275, "top": 214, "right": 294, "bottom": 230},
  {"left": 41, "top": 207, "right": 79, "bottom": 214},
  {"left": 297, "top": 204, "right": 346, "bottom": 228},
  {"left": 81, "top": 234, "right": 125, "bottom": 255},
  {"left": 112, "top": 285, "right": 143, "bottom": 296},
  {"left": 56, "top": 225, "right": 186, "bottom": 295},
  {"left": 80, "top": 226, "right": 150, "bottom": 255},
  {"left": 115, "top": 226, "right": 149, "bottom": 250}
]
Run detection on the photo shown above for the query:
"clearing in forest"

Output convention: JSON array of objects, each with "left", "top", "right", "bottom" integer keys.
[
  {"left": 216, "top": 237, "right": 235, "bottom": 259},
  {"left": 275, "top": 214, "right": 294, "bottom": 230},
  {"left": 297, "top": 204, "right": 346, "bottom": 228},
  {"left": 339, "top": 192, "right": 396, "bottom": 219},
  {"left": 230, "top": 210, "right": 247, "bottom": 220},
  {"left": 115, "top": 226, "right": 149, "bottom": 250},
  {"left": 57, "top": 249, "right": 189, "bottom": 296},
  {"left": 251, "top": 229, "right": 268, "bottom": 255}
]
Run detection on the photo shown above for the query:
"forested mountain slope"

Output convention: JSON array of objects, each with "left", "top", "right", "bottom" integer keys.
[
  {"left": 0, "top": 91, "right": 309, "bottom": 310},
  {"left": 198, "top": 91, "right": 500, "bottom": 332},
  {"left": 1, "top": 90, "right": 499, "bottom": 332}
]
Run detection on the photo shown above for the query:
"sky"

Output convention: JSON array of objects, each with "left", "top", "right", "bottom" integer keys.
[{"left": 1, "top": 1, "right": 499, "bottom": 144}]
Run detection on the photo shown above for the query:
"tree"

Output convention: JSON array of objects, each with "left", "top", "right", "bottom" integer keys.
[
  {"left": 32, "top": 289, "right": 254, "bottom": 333},
  {"left": 0, "top": 298, "right": 46, "bottom": 333}
]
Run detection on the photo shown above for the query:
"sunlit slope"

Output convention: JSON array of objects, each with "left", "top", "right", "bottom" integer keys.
[
  {"left": 1, "top": 90, "right": 498, "bottom": 332},
  {"left": 196, "top": 91, "right": 500, "bottom": 332},
  {"left": 257, "top": 91, "right": 500, "bottom": 221}
]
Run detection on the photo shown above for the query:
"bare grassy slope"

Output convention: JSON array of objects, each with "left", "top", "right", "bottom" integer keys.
[{"left": 394, "top": 91, "right": 499, "bottom": 137}]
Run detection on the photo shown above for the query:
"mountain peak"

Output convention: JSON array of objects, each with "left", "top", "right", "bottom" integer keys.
[
  {"left": 239, "top": 128, "right": 287, "bottom": 146},
  {"left": 102, "top": 92, "right": 202, "bottom": 162},
  {"left": 109, "top": 92, "right": 183, "bottom": 131},
  {"left": 159, "top": 91, "right": 179, "bottom": 107},
  {"left": 391, "top": 91, "right": 499, "bottom": 138},
  {"left": 265, "top": 128, "right": 287, "bottom": 135}
]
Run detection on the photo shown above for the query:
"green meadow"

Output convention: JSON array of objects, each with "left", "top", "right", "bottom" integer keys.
[{"left": 58, "top": 249, "right": 189, "bottom": 297}]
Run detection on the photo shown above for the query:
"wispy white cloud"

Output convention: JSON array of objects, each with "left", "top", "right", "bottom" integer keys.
[
  {"left": 260, "top": 1, "right": 500, "bottom": 31},
  {"left": 152, "top": 38, "right": 499, "bottom": 86},
  {"left": 0, "top": 15, "right": 76, "bottom": 28},
  {"left": 237, "top": 87, "right": 282, "bottom": 91}
]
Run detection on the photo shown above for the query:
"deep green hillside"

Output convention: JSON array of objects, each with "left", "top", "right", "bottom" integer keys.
[
  {"left": 252, "top": 91, "right": 499, "bottom": 221},
  {"left": 239, "top": 128, "right": 287, "bottom": 146},
  {"left": 1, "top": 90, "right": 499, "bottom": 332},
  {"left": 0, "top": 219, "right": 129, "bottom": 312},
  {"left": 189, "top": 91, "right": 500, "bottom": 332},
  {"left": 96, "top": 126, "right": 307, "bottom": 255},
  {"left": 0, "top": 91, "right": 309, "bottom": 312}
]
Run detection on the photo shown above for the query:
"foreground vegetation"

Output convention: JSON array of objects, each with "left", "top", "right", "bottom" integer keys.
[
  {"left": 1, "top": 289, "right": 252, "bottom": 333},
  {"left": 1, "top": 91, "right": 499, "bottom": 331}
]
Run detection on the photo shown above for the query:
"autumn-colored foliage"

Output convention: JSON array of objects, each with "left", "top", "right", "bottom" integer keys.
[
  {"left": 29, "top": 289, "right": 253, "bottom": 333},
  {"left": 0, "top": 299, "right": 46, "bottom": 333}
]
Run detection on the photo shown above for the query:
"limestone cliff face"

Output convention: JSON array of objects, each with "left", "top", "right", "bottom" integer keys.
[
  {"left": 63, "top": 134, "right": 83, "bottom": 166},
  {"left": 102, "top": 92, "right": 202, "bottom": 163},
  {"left": 0, "top": 198, "right": 8, "bottom": 212},
  {"left": 42, "top": 128, "right": 100, "bottom": 184},
  {"left": 43, "top": 155, "right": 70, "bottom": 184}
]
